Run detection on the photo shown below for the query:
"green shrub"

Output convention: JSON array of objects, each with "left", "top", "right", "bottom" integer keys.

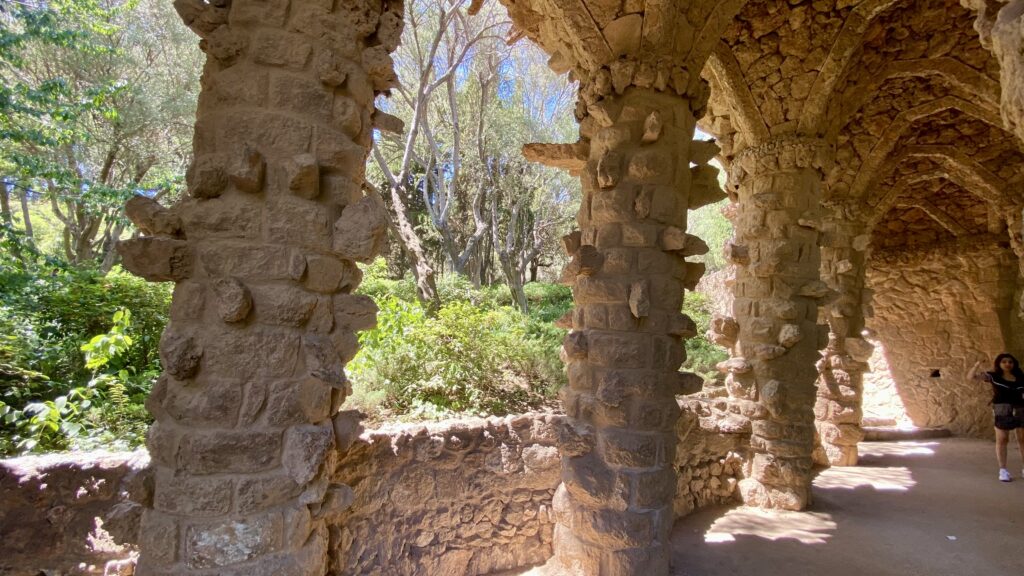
[
  {"left": 348, "top": 295, "right": 565, "bottom": 420},
  {"left": 681, "top": 291, "right": 728, "bottom": 380}
]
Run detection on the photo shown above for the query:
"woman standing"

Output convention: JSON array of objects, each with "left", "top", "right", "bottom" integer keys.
[{"left": 970, "top": 354, "right": 1024, "bottom": 482}]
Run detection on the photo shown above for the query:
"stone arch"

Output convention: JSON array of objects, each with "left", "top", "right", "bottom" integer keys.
[
  {"left": 687, "top": 0, "right": 749, "bottom": 73},
  {"left": 798, "top": 0, "right": 903, "bottom": 133},
  {"left": 847, "top": 100, "right": 1006, "bottom": 200},
  {"left": 704, "top": 41, "right": 770, "bottom": 143},
  {"left": 865, "top": 149, "right": 1012, "bottom": 213},
  {"left": 867, "top": 176, "right": 975, "bottom": 235},
  {"left": 833, "top": 59, "right": 1002, "bottom": 137}
]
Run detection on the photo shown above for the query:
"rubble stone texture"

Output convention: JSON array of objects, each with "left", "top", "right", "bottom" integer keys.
[
  {"left": 0, "top": 407, "right": 746, "bottom": 576},
  {"left": 117, "top": 0, "right": 397, "bottom": 573},
  {"left": 496, "top": 0, "right": 744, "bottom": 571},
  {"left": 0, "top": 451, "right": 149, "bottom": 576},
  {"left": 110, "top": 0, "right": 1024, "bottom": 572},
  {"left": 865, "top": 240, "right": 1019, "bottom": 437},
  {"left": 723, "top": 137, "right": 832, "bottom": 510}
]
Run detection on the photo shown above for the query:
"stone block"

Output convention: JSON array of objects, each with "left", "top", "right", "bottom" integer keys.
[
  {"left": 160, "top": 333, "right": 202, "bottom": 380},
  {"left": 125, "top": 195, "right": 182, "bottom": 237},
  {"left": 252, "top": 30, "right": 312, "bottom": 69},
  {"left": 282, "top": 423, "right": 335, "bottom": 485},
  {"left": 229, "top": 145, "right": 266, "bottom": 193},
  {"left": 588, "top": 333, "right": 649, "bottom": 368},
  {"left": 249, "top": 284, "right": 318, "bottom": 327},
  {"left": 265, "top": 378, "right": 332, "bottom": 426},
  {"left": 236, "top": 474, "right": 303, "bottom": 515},
  {"left": 153, "top": 469, "right": 233, "bottom": 517},
  {"left": 179, "top": 431, "right": 282, "bottom": 474},
  {"left": 187, "top": 154, "right": 228, "bottom": 199},
  {"left": 117, "top": 237, "right": 193, "bottom": 282},
  {"left": 599, "top": 429, "right": 661, "bottom": 469},
  {"left": 285, "top": 153, "right": 320, "bottom": 199},
  {"left": 212, "top": 277, "right": 252, "bottom": 323},
  {"left": 186, "top": 512, "right": 283, "bottom": 569},
  {"left": 332, "top": 196, "right": 388, "bottom": 262},
  {"left": 138, "top": 510, "right": 178, "bottom": 567}
]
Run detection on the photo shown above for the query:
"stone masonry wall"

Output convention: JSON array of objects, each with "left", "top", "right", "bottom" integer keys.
[
  {"left": 0, "top": 451, "right": 149, "bottom": 576},
  {"left": 328, "top": 413, "right": 562, "bottom": 575},
  {"left": 0, "top": 407, "right": 746, "bottom": 576},
  {"left": 865, "top": 240, "right": 1019, "bottom": 437}
]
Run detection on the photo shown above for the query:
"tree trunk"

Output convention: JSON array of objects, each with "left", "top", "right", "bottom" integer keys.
[
  {"left": 389, "top": 184, "right": 441, "bottom": 311},
  {"left": 99, "top": 222, "right": 125, "bottom": 274},
  {"left": 0, "top": 180, "right": 12, "bottom": 227},
  {"left": 19, "top": 188, "right": 33, "bottom": 238}
]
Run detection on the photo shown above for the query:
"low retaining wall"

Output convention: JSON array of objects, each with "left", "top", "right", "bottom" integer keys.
[
  {"left": 1, "top": 402, "right": 750, "bottom": 575},
  {"left": 0, "top": 450, "right": 149, "bottom": 575}
]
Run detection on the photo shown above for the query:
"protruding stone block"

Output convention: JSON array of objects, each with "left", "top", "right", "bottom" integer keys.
[
  {"left": 230, "top": 146, "right": 265, "bottom": 193},
  {"left": 641, "top": 111, "right": 663, "bottom": 143},
  {"left": 160, "top": 334, "right": 202, "bottom": 380},
  {"left": 683, "top": 262, "right": 705, "bottom": 290},
  {"left": 286, "top": 153, "right": 320, "bottom": 199},
  {"left": 282, "top": 423, "right": 335, "bottom": 486},
  {"left": 371, "top": 109, "right": 404, "bottom": 134},
  {"left": 187, "top": 154, "right": 228, "bottom": 199},
  {"left": 562, "top": 331, "right": 589, "bottom": 360},
  {"left": 211, "top": 277, "right": 252, "bottom": 323},
  {"left": 777, "top": 324, "right": 803, "bottom": 347},
  {"left": 689, "top": 164, "right": 726, "bottom": 209},
  {"left": 597, "top": 150, "right": 622, "bottom": 189},
  {"left": 669, "top": 313, "right": 697, "bottom": 338},
  {"left": 331, "top": 196, "right": 388, "bottom": 263},
  {"left": 125, "top": 196, "right": 182, "bottom": 237},
  {"left": 629, "top": 280, "right": 650, "bottom": 318},
  {"left": 118, "top": 237, "right": 193, "bottom": 282},
  {"left": 708, "top": 315, "right": 739, "bottom": 347},
  {"left": 562, "top": 230, "right": 583, "bottom": 255}
]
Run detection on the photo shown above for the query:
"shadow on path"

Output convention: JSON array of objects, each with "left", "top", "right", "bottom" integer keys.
[{"left": 670, "top": 438, "right": 1024, "bottom": 576}]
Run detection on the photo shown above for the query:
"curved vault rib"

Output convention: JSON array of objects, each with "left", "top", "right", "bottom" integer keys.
[
  {"left": 865, "top": 149, "right": 1011, "bottom": 228},
  {"left": 834, "top": 58, "right": 1002, "bottom": 134},
  {"left": 687, "top": 0, "right": 750, "bottom": 74},
  {"left": 847, "top": 97, "right": 1005, "bottom": 199},
  {"left": 705, "top": 41, "right": 771, "bottom": 143},
  {"left": 798, "top": 0, "right": 903, "bottom": 134}
]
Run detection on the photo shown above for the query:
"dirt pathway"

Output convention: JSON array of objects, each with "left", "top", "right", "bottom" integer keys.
[{"left": 670, "top": 438, "right": 1024, "bottom": 576}]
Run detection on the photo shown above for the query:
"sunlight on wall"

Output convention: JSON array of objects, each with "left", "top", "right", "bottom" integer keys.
[
  {"left": 862, "top": 336, "right": 914, "bottom": 427},
  {"left": 704, "top": 508, "right": 836, "bottom": 545}
]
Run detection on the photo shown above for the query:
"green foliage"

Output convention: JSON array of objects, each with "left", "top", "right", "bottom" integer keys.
[
  {"left": 351, "top": 259, "right": 568, "bottom": 420},
  {"left": 688, "top": 197, "right": 733, "bottom": 272},
  {"left": 0, "top": 233, "right": 167, "bottom": 454},
  {"left": 681, "top": 292, "right": 728, "bottom": 380}
]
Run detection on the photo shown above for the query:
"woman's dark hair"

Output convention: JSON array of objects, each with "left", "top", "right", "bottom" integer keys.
[{"left": 991, "top": 353, "right": 1024, "bottom": 380}]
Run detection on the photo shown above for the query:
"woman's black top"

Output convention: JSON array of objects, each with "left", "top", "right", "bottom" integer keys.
[{"left": 988, "top": 372, "right": 1024, "bottom": 405}]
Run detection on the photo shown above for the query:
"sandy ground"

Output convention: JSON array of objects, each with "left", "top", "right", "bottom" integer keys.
[{"left": 670, "top": 438, "right": 1024, "bottom": 576}]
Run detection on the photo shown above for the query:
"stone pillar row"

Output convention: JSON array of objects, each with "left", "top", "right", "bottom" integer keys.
[
  {"left": 815, "top": 213, "right": 874, "bottom": 467},
  {"left": 710, "top": 137, "right": 834, "bottom": 510},
  {"left": 539, "top": 76, "right": 725, "bottom": 573},
  {"left": 117, "top": 0, "right": 400, "bottom": 573}
]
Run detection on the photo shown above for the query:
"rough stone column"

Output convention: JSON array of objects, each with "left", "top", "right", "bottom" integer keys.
[
  {"left": 723, "top": 137, "right": 834, "bottom": 511},
  {"left": 814, "top": 214, "right": 874, "bottom": 467},
  {"left": 543, "top": 83, "right": 722, "bottom": 574},
  {"left": 117, "top": 1, "right": 399, "bottom": 573}
]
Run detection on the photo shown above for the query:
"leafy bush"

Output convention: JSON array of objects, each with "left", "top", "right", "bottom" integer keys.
[
  {"left": 351, "top": 260, "right": 568, "bottom": 420},
  {"left": 0, "top": 236, "right": 167, "bottom": 454},
  {"left": 681, "top": 291, "right": 728, "bottom": 380}
]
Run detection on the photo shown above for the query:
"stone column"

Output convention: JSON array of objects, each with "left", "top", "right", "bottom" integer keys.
[
  {"left": 548, "top": 81, "right": 722, "bottom": 574},
  {"left": 724, "top": 137, "right": 833, "bottom": 511},
  {"left": 814, "top": 214, "right": 874, "bottom": 466},
  {"left": 117, "top": 1, "right": 399, "bottom": 573}
]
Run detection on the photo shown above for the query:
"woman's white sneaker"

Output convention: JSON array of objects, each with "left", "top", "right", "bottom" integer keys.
[{"left": 999, "top": 468, "right": 1012, "bottom": 482}]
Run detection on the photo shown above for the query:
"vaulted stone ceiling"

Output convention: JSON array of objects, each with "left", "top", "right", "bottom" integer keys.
[{"left": 699, "top": 0, "right": 1024, "bottom": 252}]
